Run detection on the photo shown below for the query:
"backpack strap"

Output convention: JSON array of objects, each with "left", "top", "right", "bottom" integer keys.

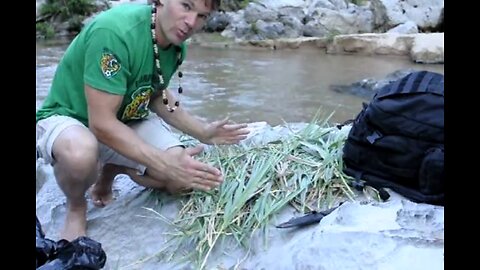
[
  {"left": 416, "top": 71, "right": 435, "bottom": 92},
  {"left": 345, "top": 167, "right": 391, "bottom": 201},
  {"left": 377, "top": 71, "right": 444, "bottom": 98},
  {"left": 400, "top": 71, "right": 423, "bottom": 94},
  {"left": 387, "top": 74, "right": 405, "bottom": 95},
  {"left": 416, "top": 71, "right": 444, "bottom": 96},
  {"left": 429, "top": 75, "right": 444, "bottom": 95},
  {"left": 375, "top": 72, "right": 412, "bottom": 98}
]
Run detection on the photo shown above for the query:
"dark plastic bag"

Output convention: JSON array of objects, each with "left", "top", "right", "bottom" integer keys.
[{"left": 36, "top": 215, "right": 107, "bottom": 269}]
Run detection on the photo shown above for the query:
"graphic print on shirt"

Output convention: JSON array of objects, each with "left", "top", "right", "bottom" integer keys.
[
  {"left": 122, "top": 86, "right": 154, "bottom": 121},
  {"left": 100, "top": 48, "right": 121, "bottom": 79}
]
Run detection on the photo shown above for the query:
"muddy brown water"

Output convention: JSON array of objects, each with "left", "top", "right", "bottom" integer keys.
[{"left": 36, "top": 40, "right": 444, "bottom": 126}]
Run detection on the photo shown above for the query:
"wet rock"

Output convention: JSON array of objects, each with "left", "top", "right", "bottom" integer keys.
[{"left": 329, "top": 68, "right": 417, "bottom": 99}]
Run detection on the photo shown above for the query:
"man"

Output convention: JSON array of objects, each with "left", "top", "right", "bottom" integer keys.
[{"left": 36, "top": 0, "right": 250, "bottom": 241}]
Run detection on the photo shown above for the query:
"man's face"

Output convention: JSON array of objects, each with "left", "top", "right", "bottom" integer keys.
[{"left": 157, "top": 0, "right": 213, "bottom": 46}]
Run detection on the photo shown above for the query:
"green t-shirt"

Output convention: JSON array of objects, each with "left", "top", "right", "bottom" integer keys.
[{"left": 36, "top": 4, "right": 187, "bottom": 126}]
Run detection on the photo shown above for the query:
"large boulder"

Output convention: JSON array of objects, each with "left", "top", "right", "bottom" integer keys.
[
  {"left": 370, "top": 0, "right": 444, "bottom": 31},
  {"left": 326, "top": 33, "right": 444, "bottom": 64}
]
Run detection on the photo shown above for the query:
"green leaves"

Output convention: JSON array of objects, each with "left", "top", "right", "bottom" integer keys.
[{"left": 147, "top": 118, "right": 355, "bottom": 268}]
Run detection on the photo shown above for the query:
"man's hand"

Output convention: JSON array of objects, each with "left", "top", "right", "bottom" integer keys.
[
  {"left": 148, "top": 145, "right": 223, "bottom": 192},
  {"left": 151, "top": 91, "right": 250, "bottom": 146},
  {"left": 201, "top": 117, "right": 250, "bottom": 145}
]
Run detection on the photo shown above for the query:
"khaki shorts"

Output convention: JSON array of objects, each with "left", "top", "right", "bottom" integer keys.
[{"left": 36, "top": 114, "right": 183, "bottom": 175}]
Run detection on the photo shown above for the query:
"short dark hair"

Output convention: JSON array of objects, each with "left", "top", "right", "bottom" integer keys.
[
  {"left": 210, "top": 0, "right": 221, "bottom": 11},
  {"left": 151, "top": 0, "right": 220, "bottom": 10}
]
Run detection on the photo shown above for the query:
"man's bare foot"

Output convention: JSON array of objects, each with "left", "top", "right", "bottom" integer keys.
[
  {"left": 90, "top": 163, "right": 119, "bottom": 207},
  {"left": 127, "top": 168, "right": 190, "bottom": 195},
  {"left": 61, "top": 204, "right": 87, "bottom": 241},
  {"left": 90, "top": 181, "right": 113, "bottom": 207}
]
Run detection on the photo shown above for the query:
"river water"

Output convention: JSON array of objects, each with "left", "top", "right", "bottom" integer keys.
[{"left": 36, "top": 40, "right": 444, "bottom": 126}]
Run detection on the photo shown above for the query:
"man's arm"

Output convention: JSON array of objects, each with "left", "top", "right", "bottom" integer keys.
[
  {"left": 85, "top": 84, "right": 168, "bottom": 171},
  {"left": 150, "top": 89, "right": 208, "bottom": 141},
  {"left": 151, "top": 89, "right": 250, "bottom": 145},
  {"left": 85, "top": 85, "right": 223, "bottom": 191}
]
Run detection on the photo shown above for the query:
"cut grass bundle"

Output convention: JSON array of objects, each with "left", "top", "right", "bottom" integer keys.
[{"left": 144, "top": 116, "right": 355, "bottom": 269}]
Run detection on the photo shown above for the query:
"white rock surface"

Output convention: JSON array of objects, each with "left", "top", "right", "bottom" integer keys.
[
  {"left": 410, "top": 33, "right": 444, "bottom": 64},
  {"left": 326, "top": 33, "right": 444, "bottom": 64},
  {"left": 387, "top": 20, "right": 419, "bottom": 34},
  {"left": 258, "top": 0, "right": 307, "bottom": 8},
  {"left": 36, "top": 123, "right": 444, "bottom": 269}
]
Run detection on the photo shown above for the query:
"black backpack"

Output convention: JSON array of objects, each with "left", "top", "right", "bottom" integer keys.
[{"left": 342, "top": 70, "right": 444, "bottom": 206}]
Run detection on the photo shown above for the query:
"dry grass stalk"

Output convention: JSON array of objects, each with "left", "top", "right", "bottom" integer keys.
[{"left": 144, "top": 116, "right": 355, "bottom": 269}]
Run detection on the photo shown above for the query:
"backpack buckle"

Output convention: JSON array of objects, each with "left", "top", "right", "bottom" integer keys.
[{"left": 366, "top": 130, "right": 383, "bottom": 144}]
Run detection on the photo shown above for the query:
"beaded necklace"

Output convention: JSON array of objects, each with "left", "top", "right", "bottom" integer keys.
[{"left": 150, "top": 1, "right": 183, "bottom": 112}]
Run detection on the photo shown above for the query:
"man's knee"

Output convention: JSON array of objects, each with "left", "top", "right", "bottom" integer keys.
[
  {"left": 52, "top": 126, "right": 99, "bottom": 171},
  {"left": 36, "top": 115, "right": 90, "bottom": 165}
]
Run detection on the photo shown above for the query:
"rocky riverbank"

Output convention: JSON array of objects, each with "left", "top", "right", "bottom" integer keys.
[
  {"left": 36, "top": 122, "right": 444, "bottom": 270},
  {"left": 35, "top": 2, "right": 444, "bottom": 268},
  {"left": 36, "top": 0, "right": 444, "bottom": 63}
]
